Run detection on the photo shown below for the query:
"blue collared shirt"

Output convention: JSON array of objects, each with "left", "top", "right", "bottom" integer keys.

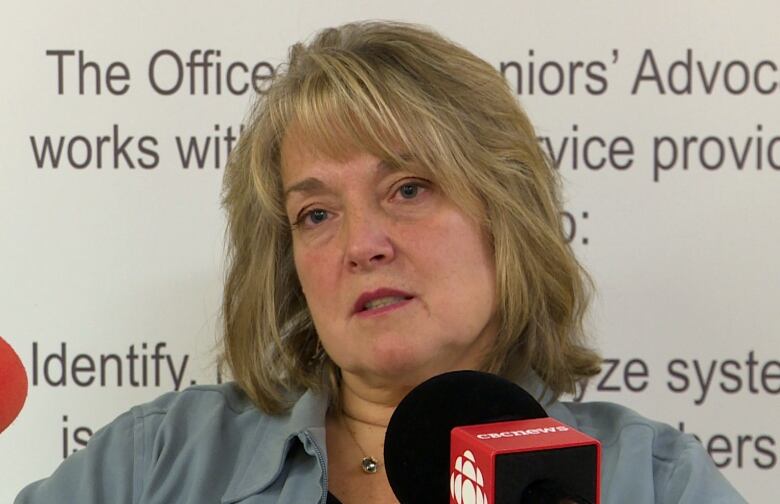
[{"left": 15, "top": 375, "right": 746, "bottom": 503}]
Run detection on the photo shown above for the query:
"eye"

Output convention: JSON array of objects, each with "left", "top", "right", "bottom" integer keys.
[
  {"left": 394, "top": 179, "right": 430, "bottom": 201},
  {"left": 293, "top": 208, "right": 329, "bottom": 229},
  {"left": 398, "top": 183, "right": 420, "bottom": 199}
]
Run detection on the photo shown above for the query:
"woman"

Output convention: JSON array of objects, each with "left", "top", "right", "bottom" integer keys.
[{"left": 17, "top": 21, "right": 744, "bottom": 504}]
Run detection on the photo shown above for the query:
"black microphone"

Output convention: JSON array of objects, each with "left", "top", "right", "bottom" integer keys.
[{"left": 384, "top": 371, "right": 600, "bottom": 504}]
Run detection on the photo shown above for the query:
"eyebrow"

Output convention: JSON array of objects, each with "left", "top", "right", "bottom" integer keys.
[
  {"left": 283, "top": 177, "right": 327, "bottom": 200},
  {"left": 283, "top": 159, "right": 399, "bottom": 200}
]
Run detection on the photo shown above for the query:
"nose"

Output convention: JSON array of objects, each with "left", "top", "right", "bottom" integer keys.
[{"left": 342, "top": 209, "right": 395, "bottom": 272}]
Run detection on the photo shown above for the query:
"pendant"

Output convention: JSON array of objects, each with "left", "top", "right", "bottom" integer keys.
[{"left": 361, "top": 456, "right": 379, "bottom": 474}]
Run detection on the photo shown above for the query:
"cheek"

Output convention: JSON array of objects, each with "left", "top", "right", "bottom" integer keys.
[
  {"left": 292, "top": 247, "right": 319, "bottom": 317},
  {"left": 420, "top": 213, "right": 494, "bottom": 282},
  {"left": 415, "top": 217, "right": 497, "bottom": 325},
  {"left": 293, "top": 243, "right": 329, "bottom": 291},
  {"left": 293, "top": 244, "right": 342, "bottom": 324}
]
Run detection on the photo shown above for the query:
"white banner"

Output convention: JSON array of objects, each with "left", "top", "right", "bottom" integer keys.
[{"left": 1, "top": 1, "right": 778, "bottom": 502}]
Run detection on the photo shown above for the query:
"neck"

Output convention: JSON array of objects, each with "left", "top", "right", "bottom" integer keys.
[{"left": 338, "top": 372, "right": 403, "bottom": 428}]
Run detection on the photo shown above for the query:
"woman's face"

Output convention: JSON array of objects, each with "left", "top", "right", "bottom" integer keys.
[{"left": 281, "top": 137, "right": 500, "bottom": 389}]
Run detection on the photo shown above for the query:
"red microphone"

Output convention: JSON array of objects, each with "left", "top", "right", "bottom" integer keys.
[
  {"left": 450, "top": 417, "right": 600, "bottom": 503},
  {"left": 0, "top": 336, "right": 28, "bottom": 433}
]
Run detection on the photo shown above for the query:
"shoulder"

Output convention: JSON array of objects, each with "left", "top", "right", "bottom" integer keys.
[
  {"left": 559, "top": 400, "right": 692, "bottom": 452},
  {"left": 128, "top": 382, "right": 278, "bottom": 471},
  {"left": 119, "top": 383, "right": 266, "bottom": 456},
  {"left": 129, "top": 382, "right": 259, "bottom": 426},
  {"left": 15, "top": 383, "right": 278, "bottom": 504},
  {"left": 558, "top": 400, "right": 703, "bottom": 474},
  {"left": 553, "top": 401, "right": 746, "bottom": 503}
]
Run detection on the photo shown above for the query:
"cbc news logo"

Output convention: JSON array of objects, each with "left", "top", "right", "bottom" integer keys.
[{"left": 450, "top": 449, "right": 489, "bottom": 504}]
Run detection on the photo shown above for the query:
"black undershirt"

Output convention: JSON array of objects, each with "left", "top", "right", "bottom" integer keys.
[{"left": 326, "top": 491, "right": 342, "bottom": 503}]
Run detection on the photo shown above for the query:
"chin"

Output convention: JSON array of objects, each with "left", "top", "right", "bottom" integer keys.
[{"left": 367, "top": 353, "right": 471, "bottom": 387}]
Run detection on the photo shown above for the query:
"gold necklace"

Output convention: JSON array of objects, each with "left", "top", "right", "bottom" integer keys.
[{"left": 340, "top": 413, "right": 383, "bottom": 474}]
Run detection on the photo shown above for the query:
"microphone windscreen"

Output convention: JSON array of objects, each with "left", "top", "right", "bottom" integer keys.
[
  {"left": 384, "top": 370, "right": 547, "bottom": 504},
  {"left": 0, "top": 336, "right": 28, "bottom": 433}
]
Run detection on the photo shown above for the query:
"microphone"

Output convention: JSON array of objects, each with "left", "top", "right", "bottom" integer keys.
[
  {"left": 0, "top": 336, "right": 28, "bottom": 433},
  {"left": 384, "top": 371, "right": 600, "bottom": 504}
]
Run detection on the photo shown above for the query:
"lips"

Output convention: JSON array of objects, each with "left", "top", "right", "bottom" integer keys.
[{"left": 354, "top": 288, "right": 414, "bottom": 314}]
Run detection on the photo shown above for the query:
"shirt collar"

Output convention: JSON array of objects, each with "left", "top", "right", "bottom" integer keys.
[{"left": 221, "top": 388, "right": 329, "bottom": 503}]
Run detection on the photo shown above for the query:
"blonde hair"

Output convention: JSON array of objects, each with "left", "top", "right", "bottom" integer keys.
[{"left": 220, "top": 21, "right": 601, "bottom": 414}]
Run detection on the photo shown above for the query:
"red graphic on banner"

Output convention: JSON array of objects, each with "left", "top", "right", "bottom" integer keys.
[{"left": 0, "top": 336, "right": 28, "bottom": 432}]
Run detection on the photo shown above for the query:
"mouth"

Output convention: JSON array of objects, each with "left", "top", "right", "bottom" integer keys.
[
  {"left": 357, "top": 296, "right": 414, "bottom": 317},
  {"left": 354, "top": 289, "right": 415, "bottom": 315},
  {"left": 363, "top": 296, "right": 412, "bottom": 311}
]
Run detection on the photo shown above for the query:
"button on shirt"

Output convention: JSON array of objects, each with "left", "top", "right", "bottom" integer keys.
[{"left": 15, "top": 374, "right": 747, "bottom": 503}]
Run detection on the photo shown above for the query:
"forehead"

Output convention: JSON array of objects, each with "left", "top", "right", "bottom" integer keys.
[
  {"left": 280, "top": 111, "right": 427, "bottom": 168},
  {"left": 281, "top": 139, "right": 399, "bottom": 208},
  {"left": 281, "top": 133, "right": 364, "bottom": 181},
  {"left": 280, "top": 129, "right": 416, "bottom": 184}
]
